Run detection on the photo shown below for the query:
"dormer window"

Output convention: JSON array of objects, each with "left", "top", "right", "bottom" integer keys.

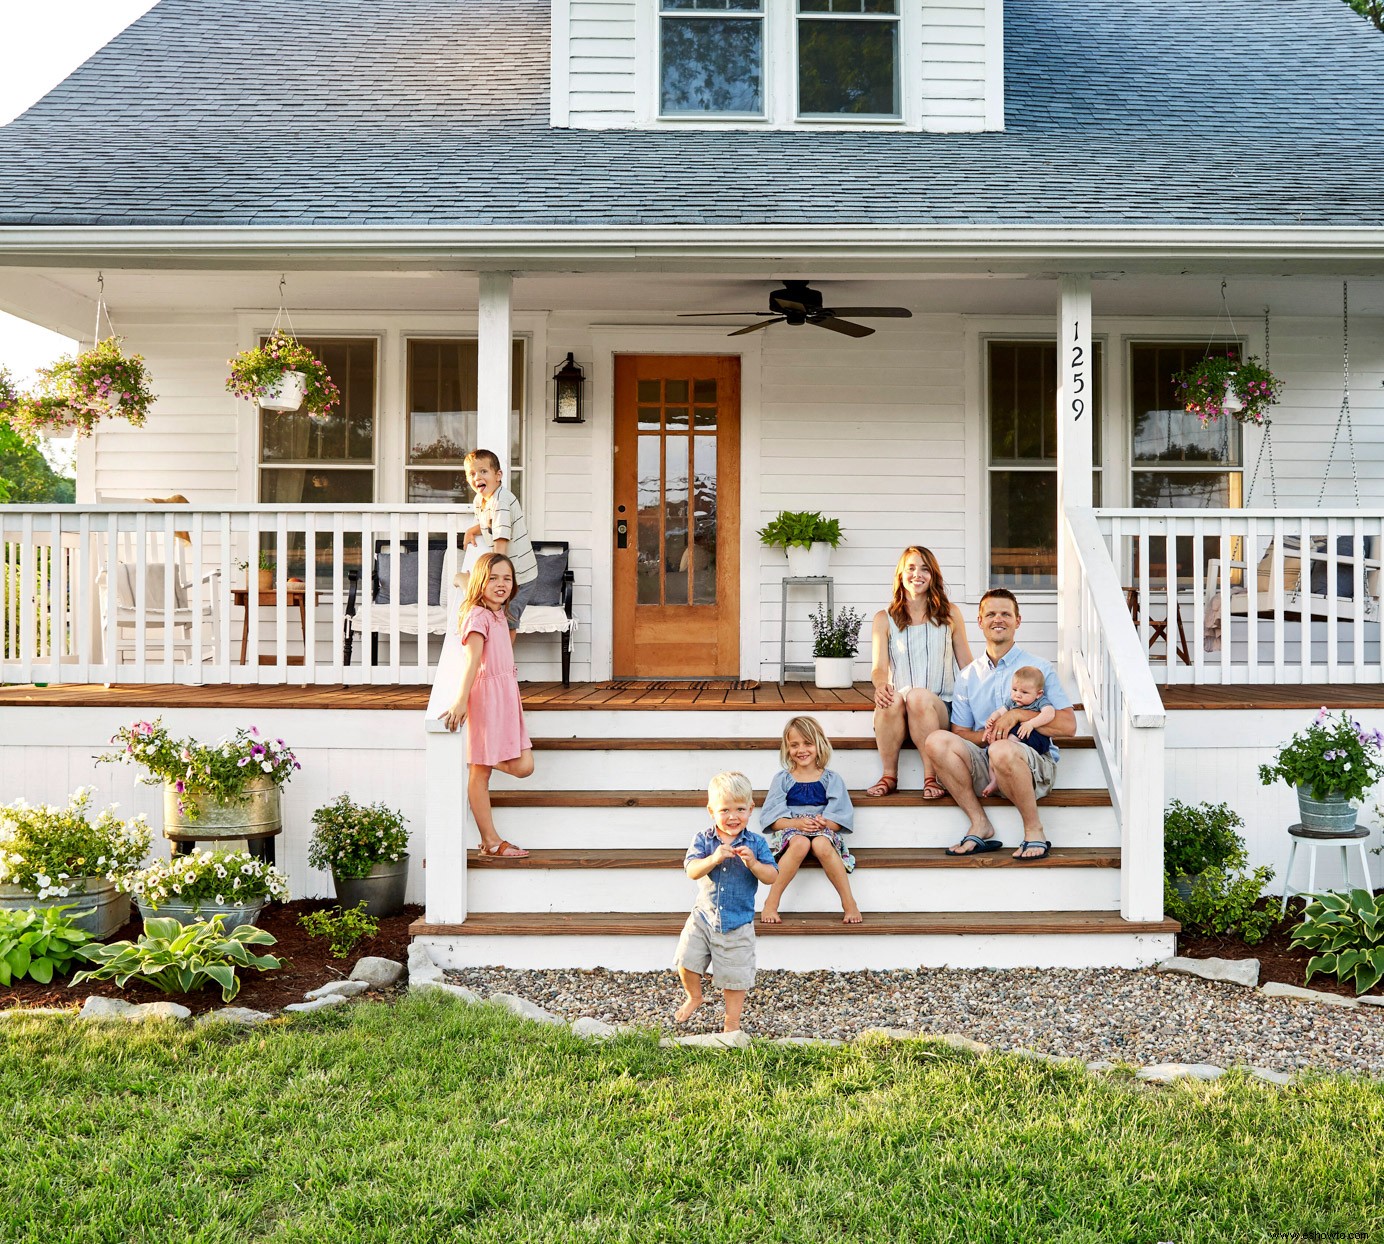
[
  {"left": 798, "top": 1, "right": 900, "bottom": 119},
  {"left": 660, "top": 1, "right": 765, "bottom": 117}
]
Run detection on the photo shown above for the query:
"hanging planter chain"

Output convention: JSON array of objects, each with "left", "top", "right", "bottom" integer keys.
[
  {"left": 1245, "top": 304, "right": 1278, "bottom": 507},
  {"left": 1315, "top": 280, "right": 1360, "bottom": 511}
]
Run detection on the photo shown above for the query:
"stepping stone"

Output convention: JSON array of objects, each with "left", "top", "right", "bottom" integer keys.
[
  {"left": 413, "top": 981, "right": 482, "bottom": 1004},
  {"left": 771, "top": 1036, "right": 845, "bottom": 1047},
  {"left": 571, "top": 1017, "right": 620, "bottom": 1039},
  {"left": 80, "top": 997, "right": 190, "bottom": 1022},
  {"left": 1085, "top": 1060, "right": 1118, "bottom": 1073},
  {"left": 1011, "top": 1047, "right": 1081, "bottom": 1066},
  {"left": 1260, "top": 982, "right": 1359, "bottom": 1008},
  {"left": 350, "top": 957, "right": 404, "bottom": 987},
  {"left": 197, "top": 1007, "right": 273, "bottom": 1026},
  {"left": 662, "top": 1031, "right": 751, "bottom": 1049},
  {"left": 1136, "top": 1063, "right": 1224, "bottom": 1083},
  {"left": 490, "top": 993, "right": 563, "bottom": 1026},
  {"left": 0, "top": 1007, "right": 70, "bottom": 1020},
  {"left": 927, "top": 1033, "right": 991, "bottom": 1055},
  {"left": 853, "top": 1027, "right": 916, "bottom": 1042},
  {"left": 284, "top": 995, "right": 351, "bottom": 1014},
  {"left": 1157, "top": 956, "right": 1260, "bottom": 988},
  {"left": 1246, "top": 1066, "right": 1293, "bottom": 1086},
  {"left": 305, "top": 980, "right": 370, "bottom": 1001}
]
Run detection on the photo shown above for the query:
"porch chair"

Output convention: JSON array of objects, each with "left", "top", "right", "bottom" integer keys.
[{"left": 344, "top": 538, "right": 575, "bottom": 685}]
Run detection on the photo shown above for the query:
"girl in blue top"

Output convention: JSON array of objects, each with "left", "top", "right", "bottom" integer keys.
[{"left": 758, "top": 715, "right": 862, "bottom": 925}]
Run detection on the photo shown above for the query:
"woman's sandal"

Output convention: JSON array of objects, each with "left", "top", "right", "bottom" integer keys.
[
  {"left": 865, "top": 774, "right": 898, "bottom": 798},
  {"left": 479, "top": 839, "right": 530, "bottom": 859},
  {"left": 922, "top": 777, "right": 947, "bottom": 800}
]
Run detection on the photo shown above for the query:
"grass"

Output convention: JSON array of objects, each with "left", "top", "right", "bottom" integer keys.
[{"left": 2, "top": 994, "right": 1381, "bottom": 1244}]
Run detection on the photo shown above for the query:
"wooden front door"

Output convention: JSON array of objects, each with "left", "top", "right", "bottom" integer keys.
[{"left": 613, "top": 355, "right": 740, "bottom": 678}]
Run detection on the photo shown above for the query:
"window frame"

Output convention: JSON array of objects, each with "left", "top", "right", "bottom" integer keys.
[
  {"left": 794, "top": 0, "right": 903, "bottom": 122},
  {"left": 657, "top": 0, "right": 768, "bottom": 121}
]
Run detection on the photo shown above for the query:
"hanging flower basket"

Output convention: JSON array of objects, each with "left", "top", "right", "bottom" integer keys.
[
  {"left": 1, "top": 338, "right": 155, "bottom": 443},
  {"left": 1173, "top": 353, "right": 1283, "bottom": 427},
  {"left": 226, "top": 330, "right": 340, "bottom": 418}
]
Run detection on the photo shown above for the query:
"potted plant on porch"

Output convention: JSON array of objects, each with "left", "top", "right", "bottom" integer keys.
[
  {"left": 129, "top": 848, "right": 289, "bottom": 932},
  {"left": 758, "top": 510, "right": 843, "bottom": 578},
  {"left": 0, "top": 787, "right": 151, "bottom": 938},
  {"left": 2, "top": 337, "right": 156, "bottom": 442},
  {"left": 1258, "top": 709, "right": 1384, "bottom": 832},
  {"left": 308, "top": 794, "right": 410, "bottom": 918},
  {"left": 226, "top": 329, "right": 341, "bottom": 417},
  {"left": 1173, "top": 352, "right": 1283, "bottom": 426},
  {"left": 809, "top": 604, "right": 865, "bottom": 690}
]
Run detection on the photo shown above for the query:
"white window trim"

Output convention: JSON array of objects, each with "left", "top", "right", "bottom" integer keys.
[{"left": 793, "top": 2, "right": 907, "bottom": 124}]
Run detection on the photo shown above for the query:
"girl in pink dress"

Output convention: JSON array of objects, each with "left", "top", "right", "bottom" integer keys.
[{"left": 442, "top": 552, "right": 534, "bottom": 858}]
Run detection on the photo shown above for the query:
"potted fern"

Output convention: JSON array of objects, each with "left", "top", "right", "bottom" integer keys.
[
  {"left": 226, "top": 330, "right": 341, "bottom": 417},
  {"left": 758, "top": 510, "right": 843, "bottom": 578},
  {"left": 809, "top": 604, "right": 865, "bottom": 689}
]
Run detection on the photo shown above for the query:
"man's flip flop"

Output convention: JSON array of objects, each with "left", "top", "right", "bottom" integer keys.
[
  {"left": 945, "top": 834, "right": 1003, "bottom": 856},
  {"left": 1013, "top": 839, "right": 1052, "bottom": 861}
]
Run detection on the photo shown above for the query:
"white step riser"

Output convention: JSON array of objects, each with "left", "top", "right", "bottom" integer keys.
[
  {"left": 418, "top": 931, "right": 1176, "bottom": 972},
  {"left": 485, "top": 806, "right": 1119, "bottom": 849},
  {"left": 467, "top": 868, "right": 1121, "bottom": 914},
  {"left": 501, "top": 749, "right": 1105, "bottom": 790}
]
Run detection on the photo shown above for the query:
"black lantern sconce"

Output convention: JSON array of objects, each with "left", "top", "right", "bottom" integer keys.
[{"left": 552, "top": 353, "right": 585, "bottom": 424}]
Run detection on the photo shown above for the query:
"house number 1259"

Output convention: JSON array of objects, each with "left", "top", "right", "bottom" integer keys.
[{"left": 1070, "top": 321, "right": 1086, "bottom": 422}]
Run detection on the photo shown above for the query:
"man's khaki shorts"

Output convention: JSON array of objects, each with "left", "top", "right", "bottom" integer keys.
[
  {"left": 961, "top": 738, "right": 1056, "bottom": 800},
  {"left": 673, "top": 913, "right": 757, "bottom": 991}
]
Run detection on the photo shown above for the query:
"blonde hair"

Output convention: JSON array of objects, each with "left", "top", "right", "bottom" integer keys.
[
  {"left": 463, "top": 448, "right": 501, "bottom": 474},
  {"left": 1012, "top": 666, "right": 1045, "bottom": 693},
  {"left": 707, "top": 771, "right": 753, "bottom": 805},
  {"left": 459, "top": 552, "right": 515, "bottom": 617},
  {"left": 779, "top": 715, "right": 833, "bottom": 769}
]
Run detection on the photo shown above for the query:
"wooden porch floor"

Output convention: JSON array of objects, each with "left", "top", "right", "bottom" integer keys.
[{"left": 4, "top": 681, "right": 1384, "bottom": 712}]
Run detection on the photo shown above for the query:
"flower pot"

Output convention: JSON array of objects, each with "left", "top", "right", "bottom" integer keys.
[
  {"left": 1172, "top": 873, "right": 1199, "bottom": 902},
  {"left": 164, "top": 777, "right": 283, "bottom": 845},
  {"left": 0, "top": 879, "right": 130, "bottom": 940},
  {"left": 42, "top": 425, "right": 75, "bottom": 442},
  {"left": 257, "top": 568, "right": 274, "bottom": 591},
  {"left": 136, "top": 897, "right": 264, "bottom": 933},
  {"left": 786, "top": 542, "right": 831, "bottom": 578},
  {"left": 1221, "top": 378, "right": 1243, "bottom": 416},
  {"left": 333, "top": 856, "right": 409, "bottom": 919},
  {"left": 259, "top": 370, "right": 307, "bottom": 412},
  {"left": 1295, "top": 786, "right": 1358, "bottom": 833},
  {"left": 813, "top": 656, "right": 855, "bottom": 690}
]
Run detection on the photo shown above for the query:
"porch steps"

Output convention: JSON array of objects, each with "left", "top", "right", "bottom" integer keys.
[
  {"left": 490, "top": 788, "right": 1112, "bottom": 809},
  {"left": 467, "top": 846, "right": 1121, "bottom": 869}
]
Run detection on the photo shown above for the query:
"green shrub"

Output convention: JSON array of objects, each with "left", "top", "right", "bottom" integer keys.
[
  {"left": 1290, "top": 888, "right": 1384, "bottom": 994},
  {"left": 299, "top": 903, "right": 379, "bottom": 958},
  {"left": 1164, "top": 800, "right": 1244, "bottom": 877},
  {"left": 757, "top": 510, "right": 843, "bottom": 550},
  {"left": 1162, "top": 824, "right": 1276, "bottom": 945},
  {"left": 0, "top": 905, "right": 94, "bottom": 985},
  {"left": 71, "top": 915, "right": 282, "bottom": 1002}
]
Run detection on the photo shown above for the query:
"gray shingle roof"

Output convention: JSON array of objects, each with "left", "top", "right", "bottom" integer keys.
[{"left": 0, "top": 0, "right": 1381, "bottom": 228}]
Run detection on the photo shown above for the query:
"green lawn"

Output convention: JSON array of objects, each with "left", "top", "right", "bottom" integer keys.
[{"left": 2, "top": 994, "right": 1380, "bottom": 1244}]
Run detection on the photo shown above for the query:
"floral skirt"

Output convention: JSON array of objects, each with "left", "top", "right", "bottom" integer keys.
[{"left": 763, "top": 827, "right": 856, "bottom": 874}]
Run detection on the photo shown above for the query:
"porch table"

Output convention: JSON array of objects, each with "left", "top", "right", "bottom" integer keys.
[{"left": 233, "top": 587, "right": 307, "bottom": 666}]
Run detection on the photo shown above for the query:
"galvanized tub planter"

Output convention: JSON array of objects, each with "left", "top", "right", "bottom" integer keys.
[
  {"left": 333, "top": 857, "right": 409, "bottom": 918},
  {"left": 1295, "top": 786, "right": 1358, "bottom": 834},
  {"left": 135, "top": 898, "right": 264, "bottom": 933},
  {"left": 0, "top": 879, "right": 131, "bottom": 939},
  {"left": 164, "top": 777, "right": 283, "bottom": 846}
]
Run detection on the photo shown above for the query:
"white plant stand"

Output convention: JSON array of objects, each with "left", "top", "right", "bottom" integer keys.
[
  {"left": 1278, "top": 823, "right": 1374, "bottom": 916},
  {"left": 778, "top": 575, "right": 833, "bottom": 685}
]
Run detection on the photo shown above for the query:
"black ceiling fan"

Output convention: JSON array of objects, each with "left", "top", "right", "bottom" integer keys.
[{"left": 678, "top": 280, "right": 912, "bottom": 338}]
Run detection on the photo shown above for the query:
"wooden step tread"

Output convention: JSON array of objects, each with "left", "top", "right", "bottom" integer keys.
[
  {"left": 530, "top": 736, "right": 1096, "bottom": 751},
  {"left": 412, "top": 910, "right": 1180, "bottom": 937},
  {"left": 469, "top": 846, "right": 1119, "bottom": 870},
  {"left": 491, "top": 788, "right": 1113, "bottom": 809}
]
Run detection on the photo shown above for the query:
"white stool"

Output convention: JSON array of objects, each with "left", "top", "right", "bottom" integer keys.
[{"left": 1279, "top": 824, "right": 1374, "bottom": 916}]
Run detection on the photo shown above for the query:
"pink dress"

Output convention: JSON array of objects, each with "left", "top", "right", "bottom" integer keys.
[{"left": 461, "top": 605, "right": 531, "bottom": 766}]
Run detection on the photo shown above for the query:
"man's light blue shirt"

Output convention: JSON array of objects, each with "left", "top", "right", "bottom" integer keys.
[
  {"left": 950, "top": 645, "right": 1072, "bottom": 760},
  {"left": 684, "top": 828, "right": 776, "bottom": 933}
]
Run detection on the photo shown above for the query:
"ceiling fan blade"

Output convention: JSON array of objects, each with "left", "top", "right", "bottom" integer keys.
[
  {"left": 811, "top": 316, "right": 874, "bottom": 338},
  {"left": 728, "top": 318, "right": 784, "bottom": 337},
  {"left": 821, "top": 307, "right": 912, "bottom": 318},
  {"left": 677, "top": 311, "right": 775, "bottom": 317}
]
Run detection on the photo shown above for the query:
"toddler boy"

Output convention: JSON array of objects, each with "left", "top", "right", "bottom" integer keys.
[
  {"left": 463, "top": 448, "right": 538, "bottom": 633},
  {"left": 674, "top": 771, "right": 778, "bottom": 1033},
  {"left": 979, "top": 666, "right": 1057, "bottom": 797}
]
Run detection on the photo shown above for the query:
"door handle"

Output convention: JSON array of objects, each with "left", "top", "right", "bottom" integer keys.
[{"left": 616, "top": 519, "right": 629, "bottom": 550}]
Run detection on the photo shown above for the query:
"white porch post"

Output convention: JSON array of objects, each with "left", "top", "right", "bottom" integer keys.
[
  {"left": 421, "top": 611, "right": 471, "bottom": 924},
  {"left": 477, "top": 271, "right": 514, "bottom": 475},
  {"left": 1056, "top": 274, "right": 1093, "bottom": 684}
]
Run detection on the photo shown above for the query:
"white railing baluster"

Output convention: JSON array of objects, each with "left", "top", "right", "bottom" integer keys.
[
  {"left": 1326, "top": 516, "right": 1340, "bottom": 681},
  {"left": 1271, "top": 516, "right": 1285, "bottom": 682},
  {"left": 386, "top": 511, "right": 402, "bottom": 684},
  {"left": 1245, "top": 514, "right": 1259, "bottom": 677},
  {"left": 332, "top": 516, "right": 345, "bottom": 680},
  {"left": 161, "top": 512, "right": 177, "bottom": 684},
  {"left": 246, "top": 511, "right": 261, "bottom": 675},
  {"left": 189, "top": 511, "right": 205, "bottom": 685},
  {"left": 133, "top": 511, "right": 149, "bottom": 682},
  {"left": 415, "top": 511, "right": 431, "bottom": 677},
  {"left": 304, "top": 510, "right": 318, "bottom": 680}
]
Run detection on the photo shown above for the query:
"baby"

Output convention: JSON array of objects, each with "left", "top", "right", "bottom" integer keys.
[{"left": 979, "top": 666, "right": 1056, "bottom": 797}]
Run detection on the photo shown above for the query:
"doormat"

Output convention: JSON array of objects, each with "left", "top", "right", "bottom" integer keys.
[{"left": 595, "top": 680, "right": 761, "bottom": 692}]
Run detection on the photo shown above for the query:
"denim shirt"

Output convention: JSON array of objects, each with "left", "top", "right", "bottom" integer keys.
[
  {"left": 950, "top": 646, "right": 1072, "bottom": 761},
  {"left": 684, "top": 827, "right": 776, "bottom": 934}
]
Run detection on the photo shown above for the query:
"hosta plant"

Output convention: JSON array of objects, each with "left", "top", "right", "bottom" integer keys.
[
  {"left": 757, "top": 510, "right": 843, "bottom": 550},
  {"left": 1290, "top": 888, "right": 1384, "bottom": 995},
  {"left": 3, "top": 337, "right": 155, "bottom": 442},
  {"left": 0, "top": 787, "right": 151, "bottom": 898},
  {"left": 129, "top": 850, "right": 289, "bottom": 913},
  {"left": 226, "top": 330, "right": 340, "bottom": 418},
  {"left": 299, "top": 902, "right": 379, "bottom": 958},
  {"left": 71, "top": 914, "right": 282, "bottom": 1002},
  {"left": 308, "top": 794, "right": 409, "bottom": 879},
  {"left": 0, "top": 905, "right": 94, "bottom": 985}
]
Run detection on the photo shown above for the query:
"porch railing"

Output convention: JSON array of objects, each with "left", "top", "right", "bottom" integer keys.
[
  {"left": 1065, "top": 507, "right": 1166, "bottom": 922},
  {"left": 0, "top": 505, "right": 476, "bottom": 686},
  {"left": 1096, "top": 508, "right": 1384, "bottom": 685}
]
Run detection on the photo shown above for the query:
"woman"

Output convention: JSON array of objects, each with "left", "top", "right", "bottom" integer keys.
[{"left": 867, "top": 546, "right": 972, "bottom": 799}]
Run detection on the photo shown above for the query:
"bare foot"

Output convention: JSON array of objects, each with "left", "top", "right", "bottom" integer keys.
[
  {"left": 674, "top": 996, "right": 705, "bottom": 1024},
  {"left": 760, "top": 907, "right": 782, "bottom": 925},
  {"left": 842, "top": 906, "right": 864, "bottom": 925},
  {"left": 979, "top": 782, "right": 998, "bottom": 798}
]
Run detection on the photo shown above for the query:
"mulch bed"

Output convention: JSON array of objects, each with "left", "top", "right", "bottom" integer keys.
[{"left": 0, "top": 900, "right": 421, "bottom": 1016}]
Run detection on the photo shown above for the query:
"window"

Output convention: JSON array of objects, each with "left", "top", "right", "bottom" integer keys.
[
  {"left": 405, "top": 339, "right": 526, "bottom": 505},
  {"left": 797, "top": 0, "right": 900, "bottom": 118},
  {"left": 660, "top": 0, "right": 764, "bottom": 116},
  {"left": 987, "top": 340, "right": 1104, "bottom": 590}
]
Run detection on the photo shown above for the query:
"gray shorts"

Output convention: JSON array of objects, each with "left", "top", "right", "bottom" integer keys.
[
  {"left": 673, "top": 913, "right": 757, "bottom": 991},
  {"left": 961, "top": 738, "right": 1057, "bottom": 800},
  {"left": 505, "top": 575, "right": 538, "bottom": 629}
]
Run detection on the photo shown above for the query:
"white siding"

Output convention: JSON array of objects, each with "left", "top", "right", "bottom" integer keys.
[
  {"left": 565, "top": 0, "right": 639, "bottom": 129},
  {"left": 920, "top": 0, "right": 993, "bottom": 133}
]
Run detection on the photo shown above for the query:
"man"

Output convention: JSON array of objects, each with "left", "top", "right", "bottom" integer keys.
[{"left": 924, "top": 588, "right": 1075, "bottom": 860}]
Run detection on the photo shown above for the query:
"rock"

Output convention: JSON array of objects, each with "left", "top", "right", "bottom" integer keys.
[
  {"left": 771, "top": 1036, "right": 845, "bottom": 1047},
  {"left": 1085, "top": 1060, "right": 1118, "bottom": 1073},
  {"left": 666, "top": 1030, "right": 752, "bottom": 1049},
  {"left": 570, "top": 1017, "right": 620, "bottom": 1039},
  {"left": 1246, "top": 1065, "right": 1294, "bottom": 1086},
  {"left": 284, "top": 995, "right": 351, "bottom": 1014},
  {"left": 490, "top": 993, "right": 564, "bottom": 1026},
  {"left": 0, "top": 1007, "right": 70, "bottom": 1020},
  {"left": 1359, "top": 995, "right": 1384, "bottom": 1007},
  {"left": 305, "top": 980, "right": 370, "bottom": 1001},
  {"left": 413, "top": 981, "right": 482, "bottom": 1004},
  {"left": 1136, "top": 1063, "right": 1225, "bottom": 1083},
  {"left": 853, "top": 1027, "right": 916, "bottom": 1042},
  {"left": 1157, "top": 956, "right": 1260, "bottom": 989},
  {"left": 79, "top": 997, "right": 190, "bottom": 1022},
  {"left": 350, "top": 957, "right": 405, "bottom": 987},
  {"left": 1260, "top": 982, "right": 1359, "bottom": 1008},
  {"left": 1010, "top": 1048, "right": 1081, "bottom": 1066},
  {"left": 197, "top": 1007, "right": 273, "bottom": 1026},
  {"left": 927, "top": 1033, "right": 991, "bottom": 1055},
  {"left": 141, "top": 1002, "right": 193, "bottom": 1021},
  {"left": 407, "top": 943, "right": 443, "bottom": 984}
]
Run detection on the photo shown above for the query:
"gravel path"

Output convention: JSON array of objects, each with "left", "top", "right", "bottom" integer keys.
[{"left": 445, "top": 966, "right": 1384, "bottom": 1074}]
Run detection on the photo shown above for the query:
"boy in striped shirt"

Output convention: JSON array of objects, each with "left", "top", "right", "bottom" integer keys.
[{"left": 463, "top": 448, "right": 538, "bottom": 633}]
